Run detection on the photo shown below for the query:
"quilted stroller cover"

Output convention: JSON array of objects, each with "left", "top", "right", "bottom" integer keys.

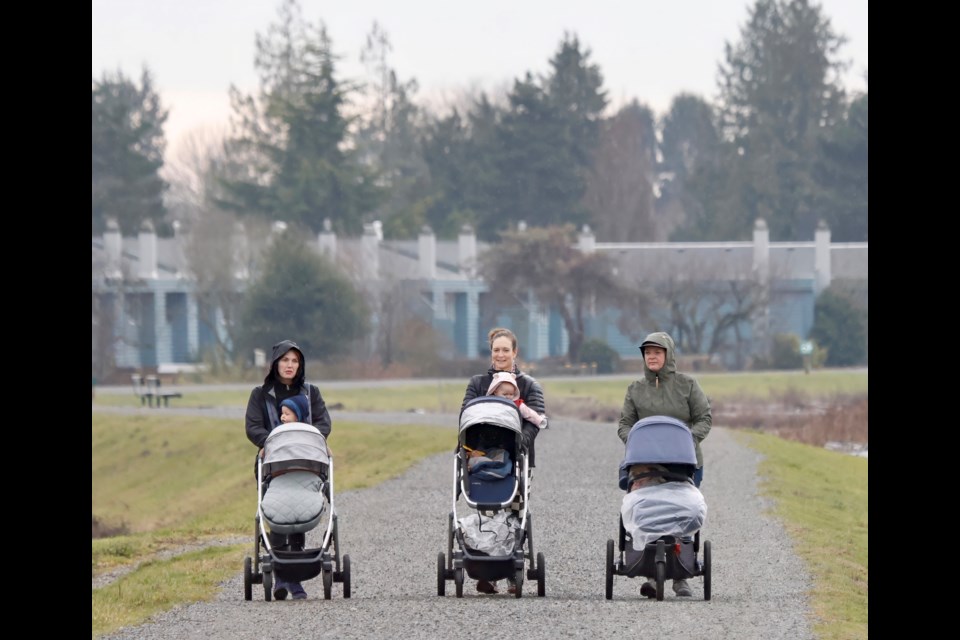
[{"left": 261, "top": 423, "right": 330, "bottom": 533}]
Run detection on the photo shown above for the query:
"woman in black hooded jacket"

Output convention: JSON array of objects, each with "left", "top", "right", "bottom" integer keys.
[{"left": 244, "top": 339, "right": 332, "bottom": 600}]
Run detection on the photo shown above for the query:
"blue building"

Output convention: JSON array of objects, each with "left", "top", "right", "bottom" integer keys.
[{"left": 91, "top": 217, "right": 867, "bottom": 374}]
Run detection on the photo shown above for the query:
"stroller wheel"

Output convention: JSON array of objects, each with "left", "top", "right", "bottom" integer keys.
[
  {"left": 341, "top": 554, "right": 351, "bottom": 598},
  {"left": 243, "top": 557, "right": 253, "bottom": 601},
  {"left": 262, "top": 568, "right": 273, "bottom": 602},
  {"left": 605, "top": 539, "right": 614, "bottom": 600},
  {"left": 454, "top": 567, "right": 464, "bottom": 598},
  {"left": 655, "top": 562, "right": 666, "bottom": 602},
  {"left": 703, "top": 540, "right": 711, "bottom": 601},
  {"left": 513, "top": 568, "right": 524, "bottom": 598},
  {"left": 536, "top": 552, "right": 546, "bottom": 597},
  {"left": 323, "top": 568, "right": 333, "bottom": 600},
  {"left": 437, "top": 552, "right": 446, "bottom": 596}
]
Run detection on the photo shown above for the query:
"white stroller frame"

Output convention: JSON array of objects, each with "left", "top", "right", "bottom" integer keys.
[
  {"left": 437, "top": 396, "right": 546, "bottom": 598},
  {"left": 242, "top": 422, "right": 352, "bottom": 601}
]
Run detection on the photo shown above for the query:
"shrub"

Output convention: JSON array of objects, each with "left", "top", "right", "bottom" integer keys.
[
  {"left": 577, "top": 339, "right": 622, "bottom": 374},
  {"left": 810, "top": 288, "right": 867, "bottom": 366}
]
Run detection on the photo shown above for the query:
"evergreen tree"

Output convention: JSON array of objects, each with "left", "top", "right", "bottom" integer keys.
[
  {"left": 490, "top": 34, "right": 607, "bottom": 234},
  {"left": 92, "top": 67, "right": 169, "bottom": 236},
  {"left": 236, "top": 228, "right": 370, "bottom": 360},
  {"left": 697, "top": 0, "right": 850, "bottom": 240},
  {"left": 583, "top": 101, "right": 658, "bottom": 241},
  {"left": 813, "top": 91, "right": 868, "bottom": 241},
  {"left": 657, "top": 93, "right": 725, "bottom": 241},
  {"left": 355, "top": 21, "right": 431, "bottom": 239},
  {"left": 809, "top": 286, "right": 866, "bottom": 366},
  {"left": 418, "top": 94, "right": 509, "bottom": 240},
  {"left": 215, "top": 0, "right": 380, "bottom": 235}
]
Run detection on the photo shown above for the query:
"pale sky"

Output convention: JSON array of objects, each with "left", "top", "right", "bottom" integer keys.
[{"left": 92, "top": 0, "right": 868, "bottom": 164}]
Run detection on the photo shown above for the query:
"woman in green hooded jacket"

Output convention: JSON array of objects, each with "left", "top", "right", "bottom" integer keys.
[
  {"left": 617, "top": 331, "right": 711, "bottom": 484},
  {"left": 617, "top": 331, "right": 711, "bottom": 598}
]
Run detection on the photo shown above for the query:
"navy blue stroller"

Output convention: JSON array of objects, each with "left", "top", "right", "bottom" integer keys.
[
  {"left": 605, "top": 415, "right": 711, "bottom": 601},
  {"left": 438, "top": 396, "right": 546, "bottom": 598}
]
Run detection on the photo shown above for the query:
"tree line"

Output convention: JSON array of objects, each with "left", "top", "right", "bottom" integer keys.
[
  {"left": 92, "top": 0, "right": 866, "bottom": 244},
  {"left": 91, "top": 0, "right": 867, "bottom": 370}
]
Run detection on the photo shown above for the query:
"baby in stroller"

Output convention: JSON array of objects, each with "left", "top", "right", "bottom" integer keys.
[
  {"left": 244, "top": 404, "right": 351, "bottom": 601},
  {"left": 606, "top": 416, "right": 710, "bottom": 601},
  {"left": 439, "top": 396, "right": 546, "bottom": 598}
]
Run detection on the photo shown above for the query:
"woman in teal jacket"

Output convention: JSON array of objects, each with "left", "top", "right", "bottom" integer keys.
[{"left": 617, "top": 331, "right": 712, "bottom": 598}]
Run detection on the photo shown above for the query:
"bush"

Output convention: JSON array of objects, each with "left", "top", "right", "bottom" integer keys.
[
  {"left": 810, "top": 288, "right": 867, "bottom": 366},
  {"left": 577, "top": 339, "right": 622, "bottom": 374},
  {"left": 752, "top": 334, "right": 803, "bottom": 370},
  {"left": 752, "top": 333, "right": 830, "bottom": 371}
]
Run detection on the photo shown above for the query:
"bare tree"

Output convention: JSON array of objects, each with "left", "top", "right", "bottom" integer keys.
[
  {"left": 582, "top": 101, "right": 658, "bottom": 241},
  {"left": 632, "top": 254, "right": 776, "bottom": 370},
  {"left": 480, "top": 224, "right": 642, "bottom": 363},
  {"left": 162, "top": 127, "right": 275, "bottom": 369}
]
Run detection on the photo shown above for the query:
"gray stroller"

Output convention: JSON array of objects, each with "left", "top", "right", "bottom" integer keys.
[
  {"left": 605, "top": 415, "right": 711, "bottom": 601},
  {"left": 438, "top": 396, "right": 546, "bottom": 598},
  {"left": 243, "top": 422, "right": 351, "bottom": 601}
]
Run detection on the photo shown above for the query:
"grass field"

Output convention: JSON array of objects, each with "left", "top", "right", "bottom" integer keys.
[
  {"left": 93, "top": 369, "right": 867, "bottom": 638},
  {"left": 94, "top": 369, "right": 867, "bottom": 413}
]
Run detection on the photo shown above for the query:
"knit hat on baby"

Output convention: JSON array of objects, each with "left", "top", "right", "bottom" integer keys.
[{"left": 279, "top": 394, "right": 309, "bottom": 422}]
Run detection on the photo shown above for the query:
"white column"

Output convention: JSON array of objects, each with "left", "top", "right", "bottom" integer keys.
[
  {"left": 752, "top": 218, "right": 771, "bottom": 358},
  {"left": 361, "top": 222, "right": 380, "bottom": 280},
  {"left": 154, "top": 290, "right": 171, "bottom": 364},
  {"left": 232, "top": 222, "right": 249, "bottom": 280},
  {"left": 104, "top": 219, "right": 123, "bottom": 279},
  {"left": 458, "top": 224, "right": 477, "bottom": 277},
  {"left": 814, "top": 220, "right": 832, "bottom": 295},
  {"left": 137, "top": 220, "right": 158, "bottom": 280},
  {"left": 418, "top": 225, "right": 436, "bottom": 279},
  {"left": 186, "top": 294, "right": 199, "bottom": 359},
  {"left": 465, "top": 289, "right": 479, "bottom": 357},
  {"left": 578, "top": 224, "right": 596, "bottom": 253},
  {"left": 752, "top": 218, "right": 769, "bottom": 283},
  {"left": 318, "top": 217, "right": 337, "bottom": 259}
]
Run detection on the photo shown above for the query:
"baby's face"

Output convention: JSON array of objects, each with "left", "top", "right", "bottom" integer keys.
[
  {"left": 493, "top": 383, "right": 518, "bottom": 399},
  {"left": 280, "top": 406, "right": 297, "bottom": 423}
]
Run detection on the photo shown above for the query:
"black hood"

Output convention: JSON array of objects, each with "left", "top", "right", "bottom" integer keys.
[{"left": 265, "top": 339, "right": 306, "bottom": 387}]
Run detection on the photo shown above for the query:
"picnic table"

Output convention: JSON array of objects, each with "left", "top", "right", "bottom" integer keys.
[{"left": 131, "top": 374, "right": 183, "bottom": 408}]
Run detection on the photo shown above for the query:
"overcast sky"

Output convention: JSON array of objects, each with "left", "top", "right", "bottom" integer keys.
[{"left": 92, "top": 0, "right": 868, "bottom": 163}]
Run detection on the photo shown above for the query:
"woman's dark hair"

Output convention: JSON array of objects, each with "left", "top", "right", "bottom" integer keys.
[{"left": 488, "top": 327, "right": 517, "bottom": 351}]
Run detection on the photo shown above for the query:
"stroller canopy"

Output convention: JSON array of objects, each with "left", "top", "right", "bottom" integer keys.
[
  {"left": 619, "top": 416, "right": 697, "bottom": 488},
  {"left": 458, "top": 396, "right": 522, "bottom": 445},
  {"left": 263, "top": 422, "right": 330, "bottom": 476}
]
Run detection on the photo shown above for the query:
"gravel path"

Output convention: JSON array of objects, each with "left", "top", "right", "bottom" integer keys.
[{"left": 98, "top": 415, "right": 814, "bottom": 640}]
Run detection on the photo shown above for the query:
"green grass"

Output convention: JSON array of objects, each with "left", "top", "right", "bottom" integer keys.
[
  {"left": 93, "top": 545, "right": 246, "bottom": 636},
  {"left": 543, "top": 370, "right": 867, "bottom": 407},
  {"left": 93, "top": 370, "right": 867, "bottom": 411},
  {"left": 732, "top": 430, "right": 867, "bottom": 640}
]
